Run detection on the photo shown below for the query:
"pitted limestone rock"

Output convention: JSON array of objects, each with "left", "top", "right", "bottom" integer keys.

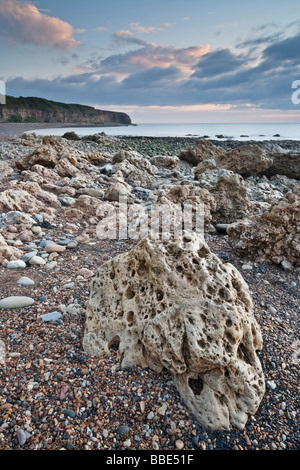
[
  {"left": 227, "top": 186, "right": 300, "bottom": 267},
  {"left": 83, "top": 233, "right": 265, "bottom": 430}
]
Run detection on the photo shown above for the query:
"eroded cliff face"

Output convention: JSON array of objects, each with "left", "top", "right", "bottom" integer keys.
[{"left": 0, "top": 99, "right": 132, "bottom": 125}]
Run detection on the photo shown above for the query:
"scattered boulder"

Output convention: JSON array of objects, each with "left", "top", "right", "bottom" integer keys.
[
  {"left": 0, "top": 189, "right": 45, "bottom": 215},
  {"left": 265, "top": 153, "right": 300, "bottom": 180},
  {"left": 83, "top": 233, "right": 265, "bottom": 431},
  {"left": 104, "top": 182, "right": 132, "bottom": 202},
  {"left": 151, "top": 155, "right": 180, "bottom": 168},
  {"left": 227, "top": 186, "right": 300, "bottom": 267},
  {"left": 158, "top": 184, "right": 217, "bottom": 233},
  {"left": 0, "top": 161, "right": 13, "bottom": 182},
  {"left": 178, "top": 140, "right": 225, "bottom": 166},
  {"left": 212, "top": 174, "right": 252, "bottom": 224},
  {"left": 217, "top": 144, "right": 273, "bottom": 176}
]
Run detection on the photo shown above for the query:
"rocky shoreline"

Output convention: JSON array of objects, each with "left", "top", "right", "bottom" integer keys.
[{"left": 0, "top": 132, "right": 299, "bottom": 450}]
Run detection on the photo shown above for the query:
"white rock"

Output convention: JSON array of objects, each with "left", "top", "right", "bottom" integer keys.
[
  {"left": 0, "top": 296, "right": 35, "bottom": 309},
  {"left": 29, "top": 256, "right": 46, "bottom": 266},
  {"left": 7, "top": 260, "right": 26, "bottom": 269},
  {"left": 17, "top": 277, "right": 35, "bottom": 286},
  {"left": 83, "top": 232, "right": 265, "bottom": 431}
]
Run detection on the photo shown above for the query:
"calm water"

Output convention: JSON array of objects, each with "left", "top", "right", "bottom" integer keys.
[{"left": 30, "top": 122, "right": 300, "bottom": 141}]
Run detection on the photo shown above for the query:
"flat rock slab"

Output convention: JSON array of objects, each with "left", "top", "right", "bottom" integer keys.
[{"left": 0, "top": 296, "right": 35, "bottom": 309}]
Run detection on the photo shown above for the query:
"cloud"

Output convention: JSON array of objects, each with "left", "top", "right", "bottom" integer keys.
[
  {"left": 6, "top": 24, "right": 300, "bottom": 112},
  {"left": 192, "top": 49, "right": 247, "bottom": 78},
  {"left": 129, "top": 22, "right": 162, "bottom": 34},
  {"left": 95, "top": 26, "right": 107, "bottom": 32},
  {"left": 0, "top": 0, "right": 81, "bottom": 49},
  {"left": 129, "top": 22, "right": 175, "bottom": 34},
  {"left": 100, "top": 39, "right": 210, "bottom": 78},
  {"left": 112, "top": 30, "right": 148, "bottom": 47}
]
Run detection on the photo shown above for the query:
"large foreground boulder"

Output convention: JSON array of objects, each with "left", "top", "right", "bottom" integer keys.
[
  {"left": 83, "top": 233, "right": 265, "bottom": 430},
  {"left": 227, "top": 186, "right": 300, "bottom": 268}
]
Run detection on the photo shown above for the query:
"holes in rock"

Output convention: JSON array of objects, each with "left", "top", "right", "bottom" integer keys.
[
  {"left": 192, "top": 258, "right": 199, "bottom": 265},
  {"left": 206, "top": 285, "right": 215, "bottom": 296},
  {"left": 237, "top": 343, "right": 252, "bottom": 365},
  {"left": 189, "top": 377, "right": 203, "bottom": 396},
  {"left": 126, "top": 311, "right": 135, "bottom": 325},
  {"left": 197, "top": 246, "right": 209, "bottom": 258},
  {"left": 198, "top": 338, "right": 206, "bottom": 349},
  {"left": 109, "top": 271, "right": 115, "bottom": 280},
  {"left": 226, "top": 332, "right": 235, "bottom": 345},
  {"left": 176, "top": 265, "right": 183, "bottom": 273},
  {"left": 150, "top": 309, "right": 157, "bottom": 319},
  {"left": 225, "top": 345, "right": 232, "bottom": 354},
  {"left": 226, "top": 319, "right": 233, "bottom": 328},
  {"left": 137, "top": 260, "right": 147, "bottom": 276},
  {"left": 218, "top": 394, "right": 226, "bottom": 405},
  {"left": 125, "top": 286, "right": 135, "bottom": 299},
  {"left": 108, "top": 336, "right": 120, "bottom": 351},
  {"left": 183, "top": 235, "right": 192, "bottom": 243},
  {"left": 219, "top": 287, "right": 230, "bottom": 300},
  {"left": 156, "top": 290, "right": 164, "bottom": 301}
]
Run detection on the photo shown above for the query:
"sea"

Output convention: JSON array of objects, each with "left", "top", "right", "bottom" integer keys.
[{"left": 29, "top": 122, "right": 300, "bottom": 141}]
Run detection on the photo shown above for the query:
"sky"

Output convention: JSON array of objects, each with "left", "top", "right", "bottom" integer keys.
[{"left": 1, "top": 0, "right": 300, "bottom": 123}]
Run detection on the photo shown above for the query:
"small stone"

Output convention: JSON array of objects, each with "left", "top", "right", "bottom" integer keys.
[
  {"left": 77, "top": 268, "right": 94, "bottom": 278},
  {"left": 21, "top": 251, "right": 38, "bottom": 263},
  {"left": 123, "top": 439, "right": 131, "bottom": 448},
  {"left": 281, "top": 260, "right": 293, "bottom": 271},
  {"left": 0, "top": 296, "right": 35, "bottom": 309},
  {"left": 66, "top": 241, "right": 78, "bottom": 249},
  {"left": 45, "top": 244, "right": 66, "bottom": 254},
  {"left": 117, "top": 425, "right": 130, "bottom": 436},
  {"left": 7, "top": 260, "right": 26, "bottom": 269},
  {"left": 157, "top": 402, "right": 168, "bottom": 416},
  {"left": 45, "top": 261, "right": 57, "bottom": 270},
  {"left": 17, "top": 277, "right": 35, "bottom": 286},
  {"left": 76, "top": 234, "right": 90, "bottom": 244},
  {"left": 64, "top": 409, "right": 76, "bottom": 418},
  {"left": 16, "top": 429, "right": 27, "bottom": 446},
  {"left": 147, "top": 411, "right": 155, "bottom": 420},
  {"left": 267, "top": 380, "right": 276, "bottom": 390},
  {"left": 242, "top": 264, "right": 253, "bottom": 271},
  {"left": 267, "top": 305, "right": 277, "bottom": 314},
  {"left": 29, "top": 255, "right": 46, "bottom": 266},
  {"left": 40, "top": 311, "right": 62, "bottom": 323},
  {"left": 31, "top": 225, "right": 42, "bottom": 234},
  {"left": 175, "top": 439, "right": 184, "bottom": 450}
]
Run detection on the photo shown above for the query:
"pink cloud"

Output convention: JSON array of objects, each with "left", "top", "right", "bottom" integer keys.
[
  {"left": 0, "top": 0, "right": 81, "bottom": 49},
  {"left": 129, "top": 22, "right": 175, "bottom": 34}
]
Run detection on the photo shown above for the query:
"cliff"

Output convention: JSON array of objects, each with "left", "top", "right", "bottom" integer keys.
[{"left": 0, "top": 96, "right": 132, "bottom": 126}]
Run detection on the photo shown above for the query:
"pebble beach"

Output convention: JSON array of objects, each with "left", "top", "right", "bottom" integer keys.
[{"left": 0, "top": 127, "right": 299, "bottom": 452}]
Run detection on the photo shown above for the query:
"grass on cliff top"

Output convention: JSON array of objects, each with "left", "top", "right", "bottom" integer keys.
[{"left": 2, "top": 95, "right": 101, "bottom": 115}]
